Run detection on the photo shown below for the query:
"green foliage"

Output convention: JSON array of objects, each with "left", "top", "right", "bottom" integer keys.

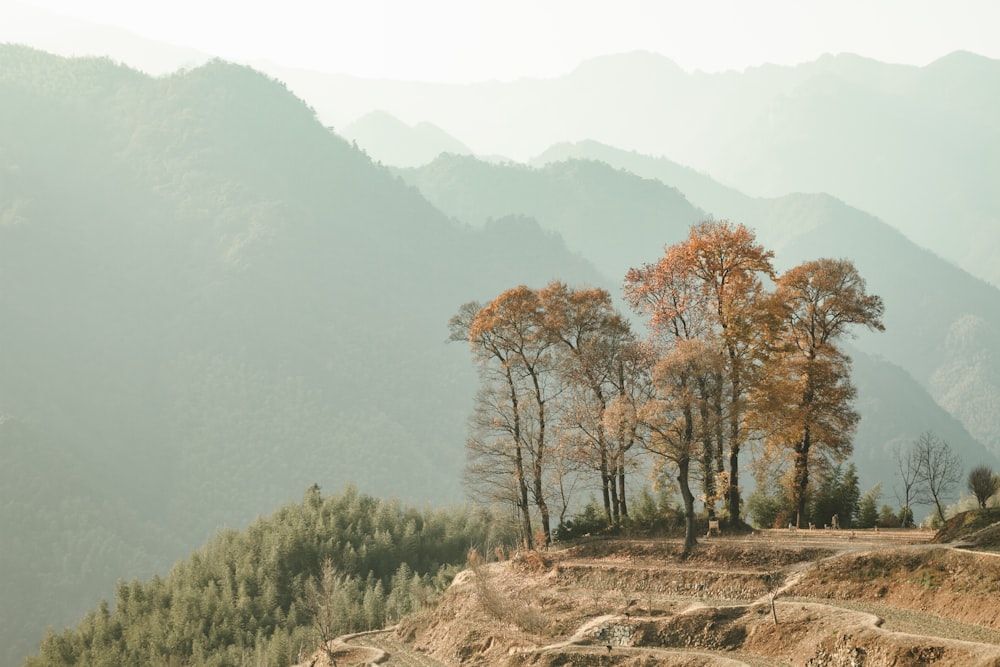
[
  {"left": 808, "top": 463, "right": 861, "bottom": 529},
  {"left": 856, "top": 484, "right": 881, "bottom": 528},
  {"left": 878, "top": 504, "right": 902, "bottom": 528},
  {"left": 746, "top": 487, "right": 790, "bottom": 529},
  {"left": 21, "top": 486, "right": 510, "bottom": 667},
  {"left": 554, "top": 499, "right": 608, "bottom": 540},
  {"left": 554, "top": 488, "right": 686, "bottom": 541},
  {"left": 626, "top": 486, "right": 684, "bottom": 535}
]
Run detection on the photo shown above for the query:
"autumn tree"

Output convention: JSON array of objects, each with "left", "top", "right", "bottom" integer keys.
[
  {"left": 450, "top": 292, "right": 545, "bottom": 547},
  {"left": 539, "top": 282, "right": 642, "bottom": 527},
  {"left": 626, "top": 220, "right": 774, "bottom": 526},
  {"left": 754, "top": 258, "right": 884, "bottom": 528},
  {"left": 914, "top": 431, "right": 963, "bottom": 523},
  {"left": 968, "top": 465, "right": 1000, "bottom": 509},
  {"left": 625, "top": 237, "right": 715, "bottom": 525},
  {"left": 679, "top": 220, "right": 775, "bottom": 525},
  {"left": 453, "top": 283, "right": 639, "bottom": 546},
  {"left": 640, "top": 339, "right": 720, "bottom": 557}
]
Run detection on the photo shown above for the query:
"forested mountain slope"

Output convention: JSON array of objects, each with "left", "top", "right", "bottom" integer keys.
[
  {"left": 21, "top": 485, "right": 506, "bottom": 667},
  {"left": 0, "top": 45, "right": 605, "bottom": 666}
]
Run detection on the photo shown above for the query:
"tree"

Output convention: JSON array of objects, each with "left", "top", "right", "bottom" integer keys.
[
  {"left": 808, "top": 463, "right": 860, "bottom": 529},
  {"left": 968, "top": 465, "right": 1000, "bottom": 509},
  {"left": 856, "top": 483, "right": 882, "bottom": 529},
  {"left": 678, "top": 220, "right": 775, "bottom": 526},
  {"left": 639, "top": 339, "right": 720, "bottom": 557},
  {"left": 755, "top": 258, "right": 884, "bottom": 527},
  {"left": 539, "top": 282, "right": 640, "bottom": 527},
  {"left": 626, "top": 221, "right": 775, "bottom": 527},
  {"left": 893, "top": 442, "right": 926, "bottom": 527},
  {"left": 878, "top": 504, "right": 902, "bottom": 528},
  {"left": 450, "top": 298, "right": 536, "bottom": 548},
  {"left": 914, "top": 431, "right": 963, "bottom": 524},
  {"left": 304, "top": 558, "right": 348, "bottom": 653},
  {"left": 454, "top": 283, "right": 640, "bottom": 546}
]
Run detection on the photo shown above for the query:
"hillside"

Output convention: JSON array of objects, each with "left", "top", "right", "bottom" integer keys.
[
  {"left": 21, "top": 486, "right": 509, "bottom": 667},
  {"left": 339, "top": 530, "right": 1000, "bottom": 666},
  {"left": 269, "top": 51, "right": 1000, "bottom": 288},
  {"left": 400, "top": 154, "right": 702, "bottom": 281},
  {"left": 400, "top": 154, "right": 1000, "bottom": 491},
  {"left": 0, "top": 45, "right": 606, "bottom": 667},
  {"left": 341, "top": 111, "right": 473, "bottom": 167}
]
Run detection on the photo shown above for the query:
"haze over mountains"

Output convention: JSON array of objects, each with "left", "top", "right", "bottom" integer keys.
[
  {"left": 2, "top": 17, "right": 999, "bottom": 667},
  {"left": 0, "top": 45, "right": 602, "bottom": 665},
  {"left": 274, "top": 51, "right": 1000, "bottom": 291}
]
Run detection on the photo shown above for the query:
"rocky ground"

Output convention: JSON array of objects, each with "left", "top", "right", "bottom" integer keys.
[{"left": 299, "top": 516, "right": 1000, "bottom": 667}]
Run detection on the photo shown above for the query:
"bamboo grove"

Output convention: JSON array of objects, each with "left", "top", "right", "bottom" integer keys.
[{"left": 451, "top": 220, "right": 884, "bottom": 555}]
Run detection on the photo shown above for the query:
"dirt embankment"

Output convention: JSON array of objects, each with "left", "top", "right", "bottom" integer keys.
[{"left": 389, "top": 528, "right": 1000, "bottom": 667}]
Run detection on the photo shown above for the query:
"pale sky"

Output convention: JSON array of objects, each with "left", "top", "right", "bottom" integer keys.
[{"left": 6, "top": 0, "right": 1000, "bottom": 81}]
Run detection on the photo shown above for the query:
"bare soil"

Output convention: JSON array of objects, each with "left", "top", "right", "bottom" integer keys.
[{"left": 299, "top": 521, "right": 1000, "bottom": 667}]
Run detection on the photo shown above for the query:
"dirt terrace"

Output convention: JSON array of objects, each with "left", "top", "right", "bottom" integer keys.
[{"left": 307, "top": 527, "right": 1000, "bottom": 667}]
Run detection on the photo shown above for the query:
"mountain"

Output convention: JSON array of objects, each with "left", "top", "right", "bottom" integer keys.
[
  {"left": 529, "top": 140, "right": 1000, "bottom": 462},
  {"left": 400, "top": 154, "right": 703, "bottom": 281},
  {"left": 400, "top": 153, "right": 1000, "bottom": 487},
  {"left": 0, "top": 1, "right": 208, "bottom": 75},
  {"left": 4, "top": 10, "right": 995, "bottom": 288},
  {"left": 341, "top": 110, "right": 473, "bottom": 167},
  {"left": 263, "top": 51, "right": 1000, "bottom": 287},
  {"left": 0, "top": 45, "right": 607, "bottom": 667}
]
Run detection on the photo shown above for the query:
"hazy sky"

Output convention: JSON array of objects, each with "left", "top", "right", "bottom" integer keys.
[{"left": 8, "top": 0, "right": 1000, "bottom": 81}]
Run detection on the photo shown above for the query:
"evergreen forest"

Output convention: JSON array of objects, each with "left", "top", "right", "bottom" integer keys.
[{"left": 24, "top": 486, "right": 508, "bottom": 667}]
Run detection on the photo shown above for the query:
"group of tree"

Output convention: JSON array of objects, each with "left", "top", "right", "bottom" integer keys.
[
  {"left": 449, "top": 282, "right": 643, "bottom": 550},
  {"left": 453, "top": 220, "right": 884, "bottom": 556},
  {"left": 751, "top": 431, "right": 999, "bottom": 530},
  {"left": 892, "top": 431, "right": 1000, "bottom": 525},
  {"left": 23, "top": 485, "right": 513, "bottom": 667}
]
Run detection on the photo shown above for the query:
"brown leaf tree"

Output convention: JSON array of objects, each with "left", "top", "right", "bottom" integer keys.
[
  {"left": 755, "top": 258, "right": 884, "bottom": 527},
  {"left": 626, "top": 220, "right": 774, "bottom": 527}
]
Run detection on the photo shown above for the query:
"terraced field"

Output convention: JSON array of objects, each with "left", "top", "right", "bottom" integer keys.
[{"left": 299, "top": 526, "right": 1000, "bottom": 666}]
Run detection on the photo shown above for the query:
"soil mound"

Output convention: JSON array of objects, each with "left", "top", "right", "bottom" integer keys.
[{"left": 933, "top": 508, "right": 1000, "bottom": 548}]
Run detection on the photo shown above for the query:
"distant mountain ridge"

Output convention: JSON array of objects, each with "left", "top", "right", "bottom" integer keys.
[
  {"left": 4, "top": 10, "right": 995, "bottom": 282},
  {"left": 270, "top": 50, "right": 1000, "bottom": 288},
  {"left": 341, "top": 110, "right": 473, "bottom": 167}
]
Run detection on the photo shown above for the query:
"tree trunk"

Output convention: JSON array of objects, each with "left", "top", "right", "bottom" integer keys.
[
  {"left": 699, "top": 391, "right": 716, "bottom": 520},
  {"left": 680, "top": 405, "right": 698, "bottom": 558},
  {"left": 506, "top": 367, "right": 533, "bottom": 548},
  {"left": 728, "top": 444, "right": 741, "bottom": 527},
  {"left": 534, "top": 457, "right": 551, "bottom": 545},
  {"left": 617, "top": 450, "right": 628, "bottom": 519},
  {"left": 678, "top": 456, "right": 697, "bottom": 559},
  {"left": 609, "top": 462, "right": 621, "bottom": 527},
  {"left": 529, "top": 368, "right": 551, "bottom": 546},
  {"left": 793, "top": 431, "right": 811, "bottom": 529},
  {"left": 727, "top": 375, "right": 742, "bottom": 526},
  {"left": 514, "top": 449, "right": 532, "bottom": 549},
  {"left": 600, "top": 450, "right": 613, "bottom": 526},
  {"left": 933, "top": 495, "right": 946, "bottom": 524}
]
